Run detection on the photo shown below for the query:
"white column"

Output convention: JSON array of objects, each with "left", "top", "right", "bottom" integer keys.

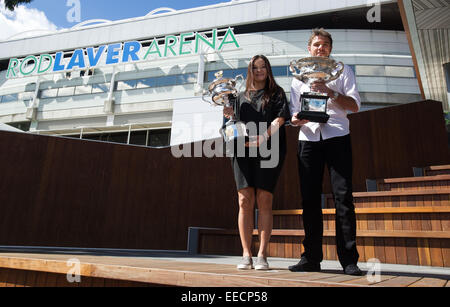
[
  {"left": 104, "top": 67, "right": 118, "bottom": 114},
  {"left": 194, "top": 53, "right": 206, "bottom": 96},
  {"left": 26, "top": 77, "right": 41, "bottom": 122}
]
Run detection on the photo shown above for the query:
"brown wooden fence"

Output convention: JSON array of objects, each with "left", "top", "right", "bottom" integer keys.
[{"left": 0, "top": 100, "right": 448, "bottom": 250}]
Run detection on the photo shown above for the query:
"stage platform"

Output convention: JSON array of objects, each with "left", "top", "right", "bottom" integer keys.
[{"left": 0, "top": 248, "right": 449, "bottom": 287}]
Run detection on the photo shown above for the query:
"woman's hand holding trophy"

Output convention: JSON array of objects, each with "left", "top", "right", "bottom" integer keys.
[{"left": 202, "top": 71, "right": 248, "bottom": 150}]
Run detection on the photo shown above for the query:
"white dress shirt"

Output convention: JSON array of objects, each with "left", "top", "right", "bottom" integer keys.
[{"left": 290, "top": 64, "right": 361, "bottom": 142}]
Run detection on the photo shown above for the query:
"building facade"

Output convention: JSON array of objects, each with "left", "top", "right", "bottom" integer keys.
[{"left": 0, "top": 0, "right": 422, "bottom": 147}]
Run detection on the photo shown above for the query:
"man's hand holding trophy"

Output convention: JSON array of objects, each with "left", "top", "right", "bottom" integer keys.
[{"left": 289, "top": 56, "right": 344, "bottom": 123}]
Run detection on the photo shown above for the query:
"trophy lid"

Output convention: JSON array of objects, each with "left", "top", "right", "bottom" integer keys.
[
  {"left": 290, "top": 56, "right": 344, "bottom": 84},
  {"left": 208, "top": 71, "right": 237, "bottom": 91},
  {"left": 297, "top": 56, "right": 339, "bottom": 66}
]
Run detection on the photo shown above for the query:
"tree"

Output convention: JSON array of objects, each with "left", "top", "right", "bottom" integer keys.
[{"left": 4, "top": 0, "right": 33, "bottom": 11}]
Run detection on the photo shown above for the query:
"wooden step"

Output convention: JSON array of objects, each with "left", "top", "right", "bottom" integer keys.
[
  {"left": 274, "top": 207, "right": 450, "bottom": 215},
  {"left": 376, "top": 175, "right": 450, "bottom": 192},
  {"left": 198, "top": 228, "right": 450, "bottom": 267},
  {"left": 424, "top": 165, "right": 450, "bottom": 176},
  {"left": 324, "top": 189, "right": 450, "bottom": 209},
  {"left": 199, "top": 206, "right": 450, "bottom": 267},
  {"left": 200, "top": 228, "right": 450, "bottom": 239},
  {"left": 272, "top": 207, "right": 450, "bottom": 234}
]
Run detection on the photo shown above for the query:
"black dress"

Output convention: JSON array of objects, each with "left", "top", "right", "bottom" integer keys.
[{"left": 231, "top": 87, "right": 290, "bottom": 194}]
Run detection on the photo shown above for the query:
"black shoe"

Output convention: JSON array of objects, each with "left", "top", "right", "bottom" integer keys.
[
  {"left": 344, "top": 264, "right": 363, "bottom": 276},
  {"left": 288, "top": 257, "right": 321, "bottom": 272}
]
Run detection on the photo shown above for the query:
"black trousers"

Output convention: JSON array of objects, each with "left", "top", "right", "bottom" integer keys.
[{"left": 298, "top": 134, "right": 359, "bottom": 268}]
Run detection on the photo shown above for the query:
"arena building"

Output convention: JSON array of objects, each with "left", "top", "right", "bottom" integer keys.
[{"left": 0, "top": 0, "right": 433, "bottom": 146}]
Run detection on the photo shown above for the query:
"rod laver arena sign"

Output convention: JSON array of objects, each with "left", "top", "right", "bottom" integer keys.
[{"left": 6, "top": 28, "right": 240, "bottom": 79}]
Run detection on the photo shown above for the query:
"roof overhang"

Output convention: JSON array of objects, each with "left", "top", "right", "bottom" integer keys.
[
  {"left": 398, "top": 0, "right": 450, "bottom": 110},
  {"left": 0, "top": 0, "right": 396, "bottom": 61}
]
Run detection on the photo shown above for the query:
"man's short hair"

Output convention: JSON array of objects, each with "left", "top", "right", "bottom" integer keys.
[{"left": 308, "top": 28, "right": 333, "bottom": 48}]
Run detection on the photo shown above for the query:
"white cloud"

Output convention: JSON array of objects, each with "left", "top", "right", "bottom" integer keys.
[{"left": 0, "top": 0, "right": 59, "bottom": 41}]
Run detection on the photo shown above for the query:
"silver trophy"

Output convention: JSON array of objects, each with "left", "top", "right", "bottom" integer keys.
[
  {"left": 290, "top": 57, "right": 345, "bottom": 123},
  {"left": 202, "top": 71, "right": 248, "bottom": 145}
]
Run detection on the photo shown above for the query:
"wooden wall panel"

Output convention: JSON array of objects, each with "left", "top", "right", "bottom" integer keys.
[
  {"left": 347, "top": 100, "right": 449, "bottom": 193},
  {"left": 0, "top": 132, "right": 239, "bottom": 250}
]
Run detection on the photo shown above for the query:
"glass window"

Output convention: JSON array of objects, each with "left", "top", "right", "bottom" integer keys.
[
  {"left": 176, "top": 73, "right": 197, "bottom": 85},
  {"left": 58, "top": 87, "right": 75, "bottom": 97},
  {"left": 7, "top": 122, "right": 31, "bottom": 131},
  {"left": 385, "top": 66, "right": 415, "bottom": 78},
  {"left": 65, "top": 135, "right": 81, "bottom": 140},
  {"left": 82, "top": 134, "right": 102, "bottom": 141},
  {"left": 87, "top": 132, "right": 128, "bottom": 144},
  {"left": 97, "top": 134, "right": 109, "bottom": 142},
  {"left": 106, "top": 132, "right": 128, "bottom": 144},
  {"left": 207, "top": 71, "right": 217, "bottom": 82},
  {"left": 156, "top": 75, "right": 177, "bottom": 87},
  {"left": 176, "top": 74, "right": 186, "bottom": 85},
  {"left": 75, "top": 85, "right": 93, "bottom": 95},
  {"left": 272, "top": 66, "right": 288, "bottom": 77},
  {"left": 131, "top": 73, "right": 198, "bottom": 88},
  {"left": 1, "top": 93, "right": 19, "bottom": 103},
  {"left": 73, "top": 129, "right": 171, "bottom": 147},
  {"left": 116, "top": 80, "right": 137, "bottom": 91},
  {"left": 355, "top": 65, "right": 386, "bottom": 76},
  {"left": 129, "top": 130, "right": 147, "bottom": 146},
  {"left": 148, "top": 129, "right": 170, "bottom": 147},
  {"left": 92, "top": 83, "right": 109, "bottom": 93},
  {"left": 40, "top": 89, "right": 58, "bottom": 98},
  {"left": 136, "top": 78, "right": 156, "bottom": 89},
  {"left": 233, "top": 68, "right": 248, "bottom": 79},
  {"left": 207, "top": 68, "right": 247, "bottom": 82}
]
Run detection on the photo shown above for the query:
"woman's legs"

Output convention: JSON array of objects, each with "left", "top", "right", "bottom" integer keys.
[
  {"left": 238, "top": 187, "right": 256, "bottom": 257},
  {"left": 256, "top": 189, "right": 273, "bottom": 258},
  {"left": 238, "top": 187, "right": 274, "bottom": 259}
]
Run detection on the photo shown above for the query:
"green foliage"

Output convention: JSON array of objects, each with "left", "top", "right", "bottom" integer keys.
[
  {"left": 445, "top": 112, "right": 450, "bottom": 126},
  {"left": 4, "top": 0, "right": 33, "bottom": 11}
]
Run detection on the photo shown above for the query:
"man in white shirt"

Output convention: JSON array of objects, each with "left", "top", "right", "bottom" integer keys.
[{"left": 289, "top": 28, "right": 362, "bottom": 276}]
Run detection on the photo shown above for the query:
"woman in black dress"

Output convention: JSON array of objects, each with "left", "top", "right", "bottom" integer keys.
[{"left": 223, "top": 55, "right": 290, "bottom": 270}]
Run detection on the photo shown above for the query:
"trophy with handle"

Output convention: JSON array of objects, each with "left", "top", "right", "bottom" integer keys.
[
  {"left": 289, "top": 57, "right": 345, "bottom": 123},
  {"left": 202, "top": 71, "right": 248, "bottom": 146}
]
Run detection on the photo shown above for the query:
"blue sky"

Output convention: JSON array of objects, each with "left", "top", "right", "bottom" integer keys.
[{"left": 23, "top": 0, "right": 228, "bottom": 29}]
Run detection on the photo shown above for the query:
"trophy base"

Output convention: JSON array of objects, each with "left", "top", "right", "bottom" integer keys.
[
  {"left": 220, "top": 120, "right": 249, "bottom": 156},
  {"left": 297, "top": 111, "right": 330, "bottom": 124},
  {"left": 220, "top": 120, "right": 249, "bottom": 144},
  {"left": 298, "top": 92, "right": 330, "bottom": 123}
]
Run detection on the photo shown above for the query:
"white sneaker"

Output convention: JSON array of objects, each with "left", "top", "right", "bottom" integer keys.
[
  {"left": 237, "top": 256, "right": 253, "bottom": 270},
  {"left": 254, "top": 257, "right": 269, "bottom": 271}
]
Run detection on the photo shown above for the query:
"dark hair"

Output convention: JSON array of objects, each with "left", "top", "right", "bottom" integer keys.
[
  {"left": 245, "top": 54, "right": 282, "bottom": 110},
  {"left": 308, "top": 28, "right": 333, "bottom": 49}
]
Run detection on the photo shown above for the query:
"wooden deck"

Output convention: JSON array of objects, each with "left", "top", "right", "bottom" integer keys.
[{"left": 0, "top": 252, "right": 449, "bottom": 287}]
